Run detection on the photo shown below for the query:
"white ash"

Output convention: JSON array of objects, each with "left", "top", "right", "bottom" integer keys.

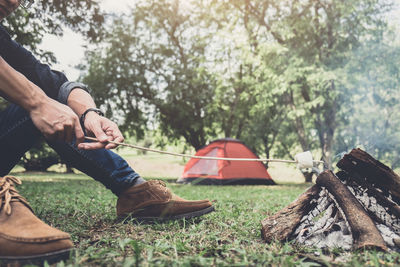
[
  {"left": 346, "top": 183, "right": 400, "bottom": 233},
  {"left": 296, "top": 189, "right": 331, "bottom": 226},
  {"left": 377, "top": 224, "right": 400, "bottom": 248},
  {"left": 293, "top": 180, "right": 400, "bottom": 251},
  {"left": 294, "top": 189, "right": 353, "bottom": 250},
  {"left": 345, "top": 182, "right": 400, "bottom": 250}
]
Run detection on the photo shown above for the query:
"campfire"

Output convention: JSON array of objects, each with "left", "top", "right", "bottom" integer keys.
[{"left": 261, "top": 148, "right": 400, "bottom": 251}]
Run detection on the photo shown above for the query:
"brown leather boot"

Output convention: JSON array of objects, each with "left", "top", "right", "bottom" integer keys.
[
  {"left": 117, "top": 180, "right": 214, "bottom": 221},
  {"left": 0, "top": 176, "right": 73, "bottom": 265}
]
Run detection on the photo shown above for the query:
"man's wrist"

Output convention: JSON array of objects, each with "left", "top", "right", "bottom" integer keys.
[
  {"left": 80, "top": 108, "right": 104, "bottom": 128},
  {"left": 25, "top": 86, "right": 50, "bottom": 112}
]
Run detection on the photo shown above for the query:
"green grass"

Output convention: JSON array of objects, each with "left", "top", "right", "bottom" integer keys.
[{"left": 6, "top": 173, "right": 400, "bottom": 266}]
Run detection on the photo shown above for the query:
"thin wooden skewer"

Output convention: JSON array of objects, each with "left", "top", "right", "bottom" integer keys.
[{"left": 84, "top": 136, "right": 324, "bottom": 164}]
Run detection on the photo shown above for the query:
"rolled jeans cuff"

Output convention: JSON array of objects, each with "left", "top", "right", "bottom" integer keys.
[{"left": 58, "top": 81, "right": 89, "bottom": 104}]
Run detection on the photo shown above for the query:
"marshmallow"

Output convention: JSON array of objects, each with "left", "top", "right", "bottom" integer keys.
[{"left": 295, "top": 151, "right": 314, "bottom": 169}]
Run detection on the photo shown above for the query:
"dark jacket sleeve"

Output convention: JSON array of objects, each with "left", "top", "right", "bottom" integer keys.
[
  {"left": 0, "top": 25, "right": 88, "bottom": 103},
  {"left": 0, "top": 25, "right": 68, "bottom": 100}
]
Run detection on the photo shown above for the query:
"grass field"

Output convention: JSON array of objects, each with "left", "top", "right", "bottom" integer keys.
[{"left": 7, "top": 153, "right": 400, "bottom": 266}]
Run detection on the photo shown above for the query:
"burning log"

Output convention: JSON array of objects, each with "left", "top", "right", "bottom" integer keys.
[
  {"left": 261, "top": 149, "right": 400, "bottom": 251},
  {"left": 337, "top": 148, "right": 400, "bottom": 200},
  {"left": 337, "top": 171, "right": 400, "bottom": 227},
  {"left": 316, "top": 170, "right": 387, "bottom": 251},
  {"left": 261, "top": 185, "right": 320, "bottom": 243}
]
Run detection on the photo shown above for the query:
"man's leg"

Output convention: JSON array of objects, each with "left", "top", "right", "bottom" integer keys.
[
  {"left": 0, "top": 103, "right": 144, "bottom": 194},
  {"left": 0, "top": 104, "right": 73, "bottom": 264},
  {"left": 48, "top": 140, "right": 145, "bottom": 196},
  {"left": 0, "top": 104, "right": 41, "bottom": 175},
  {"left": 0, "top": 104, "right": 213, "bottom": 222},
  {"left": 48, "top": 140, "right": 214, "bottom": 222}
]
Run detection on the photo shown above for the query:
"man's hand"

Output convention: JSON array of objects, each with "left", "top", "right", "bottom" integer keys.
[
  {"left": 78, "top": 111, "right": 124, "bottom": 150},
  {"left": 0, "top": 57, "right": 85, "bottom": 144},
  {"left": 29, "top": 98, "right": 85, "bottom": 144}
]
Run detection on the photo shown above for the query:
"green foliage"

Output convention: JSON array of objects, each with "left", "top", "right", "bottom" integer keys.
[
  {"left": 6, "top": 0, "right": 397, "bottom": 173},
  {"left": 222, "top": 0, "right": 391, "bottom": 168},
  {"left": 81, "top": 0, "right": 396, "bottom": 172},
  {"left": 20, "top": 139, "right": 60, "bottom": 171},
  {"left": 336, "top": 37, "right": 400, "bottom": 168},
  {"left": 82, "top": 0, "right": 218, "bottom": 150},
  {"left": 2, "top": 0, "right": 104, "bottom": 63}
]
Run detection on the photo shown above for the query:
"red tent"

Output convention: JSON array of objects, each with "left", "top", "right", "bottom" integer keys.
[{"left": 177, "top": 138, "right": 275, "bottom": 185}]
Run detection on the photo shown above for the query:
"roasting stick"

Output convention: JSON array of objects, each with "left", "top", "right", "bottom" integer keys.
[{"left": 84, "top": 136, "right": 324, "bottom": 166}]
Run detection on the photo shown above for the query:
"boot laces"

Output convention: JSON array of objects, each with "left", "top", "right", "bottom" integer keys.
[
  {"left": 153, "top": 180, "right": 169, "bottom": 195},
  {"left": 0, "top": 176, "right": 31, "bottom": 216}
]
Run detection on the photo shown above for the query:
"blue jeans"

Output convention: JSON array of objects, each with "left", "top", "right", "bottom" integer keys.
[{"left": 0, "top": 104, "right": 143, "bottom": 196}]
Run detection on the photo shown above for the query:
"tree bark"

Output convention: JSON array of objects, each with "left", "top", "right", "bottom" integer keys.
[
  {"left": 337, "top": 148, "right": 400, "bottom": 200},
  {"left": 316, "top": 170, "right": 387, "bottom": 251},
  {"left": 261, "top": 185, "right": 320, "bottom": 242},
  {"left": 337, "top": 170, "right": 400, "bottom": 220}
]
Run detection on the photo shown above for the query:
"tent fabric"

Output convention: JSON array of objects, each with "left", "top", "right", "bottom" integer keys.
[{"left": 177, "top": 138, "right": 275, "bottom": 185}]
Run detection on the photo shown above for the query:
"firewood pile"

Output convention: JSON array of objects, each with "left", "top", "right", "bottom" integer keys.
[{"left": 261, "top": 148, "right": 400, "bottom": 251}]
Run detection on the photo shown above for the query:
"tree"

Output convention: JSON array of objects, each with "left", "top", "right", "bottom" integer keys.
[
  {"left": 20, "top": 139, "right": 60, "bottom": 172},
  {"left": 82, "top": 0, "right": 218, "bottom": 150},
  {"left": 81, "top": 0, "right": 398, "bottom": 182},
  {"left": 223, "top": 0, "right": 391, "bottom": 169},
  {"left": 2, "top": 0, "right": 104, "bottom": 63},
  {"left": 336, "top": 38, "right": 400, "bottom": 169}
]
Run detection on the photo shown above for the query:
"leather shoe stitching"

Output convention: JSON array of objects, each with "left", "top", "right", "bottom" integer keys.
[{"left": 0, "top": 232, "right": 71, "bottom": 243}]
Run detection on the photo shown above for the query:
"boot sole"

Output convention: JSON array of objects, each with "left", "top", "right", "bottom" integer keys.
[
  {"left": 120, "top": 205, "right": 215, "bottom": 223},
  {"left": 0, "top": 248, "right": 72, "bottom": 266}
]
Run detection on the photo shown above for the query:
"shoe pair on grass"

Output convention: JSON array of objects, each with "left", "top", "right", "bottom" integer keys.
[{"left": 0, "top": 177, "right": 214, "bottom": 265}]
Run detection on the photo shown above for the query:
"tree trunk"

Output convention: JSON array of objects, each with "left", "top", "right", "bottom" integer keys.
[
  {"left": 22, "top": 156, "right": 59, "bottom": 172},
  {"left": 65, "top": 164, "right": 74, "bottom": 173},
  {"left": 303, "top": 171, "right": 313, "bottom": 183}
]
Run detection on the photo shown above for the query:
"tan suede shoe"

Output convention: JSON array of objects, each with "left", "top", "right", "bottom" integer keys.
[
  {"left": 117, "top": 180, "right": 214, "bottom": 221},
  {"left": 0, "top": 176, "right": 73, "bottom": 265}
]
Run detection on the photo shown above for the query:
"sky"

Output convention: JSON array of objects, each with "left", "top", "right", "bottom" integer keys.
[{"left": 40, "top": 1, "right": 400, "bottom": 82}]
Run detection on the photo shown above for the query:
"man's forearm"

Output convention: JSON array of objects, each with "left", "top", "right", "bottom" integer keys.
[
  {"left": 0, "top": 56, "right": 84, "bottom": 144},
  {"left": 0, "top": 57, "right": 48, "bottom": 111}
]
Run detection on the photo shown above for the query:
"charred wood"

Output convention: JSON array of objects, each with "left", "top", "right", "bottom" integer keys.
[
  {"left": 261, "top": 185, "right": 320, "bottom": 242},
  {"left": 261, "top": 148, "right": 400, "bottom": 251},
  {"left": 293, "top": 188, "right": 353, "bottom": 249},
  {"left": 337, "top": 171, "right": 400, "bottom": 225},
  {"left": 316, "top": 170, "right": 387, "bottom": 251},
  {"left": 337, "top": 148, "right": 400, "bottom": 200}
]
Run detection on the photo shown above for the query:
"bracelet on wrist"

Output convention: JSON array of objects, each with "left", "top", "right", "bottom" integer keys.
[{"left": 80, "top": 108, "right": 104, "bottom": 134}]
